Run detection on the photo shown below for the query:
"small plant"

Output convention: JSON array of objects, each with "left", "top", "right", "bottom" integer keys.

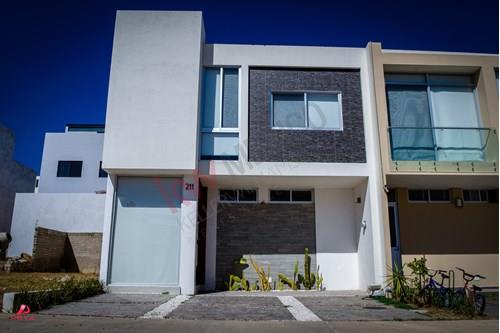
[
  {"left": 297, "top": 248, "right": 316, "bottom": 290},
  {"left": 225, "top": 257, "right": 250, "bottom": 291},
  {"left": 316, "top": 265, "right": 324, "bottom": 291},
  {"left": 278, "top": 259, "right": 300, "bottom": 290},
  {"left": 384, "top": 263, "right": 408, "bottom": 303},
  {"left": 249, "top": 257, "right": 272, "bottom": 291},
  {"left": 407, "top": 256, "right": 428, "bottom": 302}
]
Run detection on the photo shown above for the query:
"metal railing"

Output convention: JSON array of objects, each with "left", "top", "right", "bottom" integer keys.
[{"left": 387, "top": 127, "right": 498, "bottom": 173}]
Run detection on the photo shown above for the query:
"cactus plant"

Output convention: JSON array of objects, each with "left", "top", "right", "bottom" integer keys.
[
  {"left": 278, "top": 259, "right": 300, "bottom": 290},
  {"left": 298, "top": 248, "right": 316, "bottom": 290}
]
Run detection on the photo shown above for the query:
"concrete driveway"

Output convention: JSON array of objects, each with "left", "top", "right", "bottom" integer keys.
[
  {"left": 0, "top": 315, "right": 498, "bottom": 333},
  {"left": 38, "top": 291, "right": 427, "bottom": 321}
]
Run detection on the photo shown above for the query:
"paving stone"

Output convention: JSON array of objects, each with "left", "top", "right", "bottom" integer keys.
[
  {"left": 167, "top": 296, "right": 294, "bottom": 321},
  {"left": 296, "top": 296, "right": 430, "bottom": 321},
  {"left": 39, "top": 293, "right": 174, "bottom": 317}
]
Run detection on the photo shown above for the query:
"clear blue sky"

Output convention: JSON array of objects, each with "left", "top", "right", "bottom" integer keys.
[{"left": 1, "top": 0, "right": 498, "bottom": 173}]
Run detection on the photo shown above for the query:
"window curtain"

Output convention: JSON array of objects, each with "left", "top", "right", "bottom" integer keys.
[
  {"left": 387, "top": 86, "right": 435, "bottom": 160},
  {"left": 429, "top": 86, "right": 483, "bottom": 161}
]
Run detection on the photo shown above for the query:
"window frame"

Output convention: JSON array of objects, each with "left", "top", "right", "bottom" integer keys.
[
  {"left": 269, "top": 189, "right": 314, "bottom": 203},
  {"left": 385, "top": 73, "right": 482, "bottom": 162},
  {"left": 56, "top": 160, "right": 83, "bottom": 178},
  {"left": 200, "top": 66, "right": 240, "bottom": 161},
  {"left": 201, "top": 67, "right": 240, "bottom": 133},
  {"left": 408, "top": 189, "right": 451, "bottom": 203},
  {"left": 218, "top": 189, "right": 258, "bottom": 203},
  {"left": 98, "top": 161, "right": 107, "bottom": 178},
  {"left": 270, "top": 91, "right": 343, "bottom": 131},
  {"left": 463, "top": 189, "right": 489, "bottom": 203}
]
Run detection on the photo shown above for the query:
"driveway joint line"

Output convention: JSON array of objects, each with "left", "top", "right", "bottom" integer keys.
[
  {"left": 141, "top": 295, "right": 191, "bottom": 319},
  {"left": 277, "top": 295, "right": 322, "bottom": 322}
]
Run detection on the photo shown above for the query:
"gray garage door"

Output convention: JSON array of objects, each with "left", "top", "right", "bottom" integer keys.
[{"left": 110, "top": 177, "right": 182, "bottom": 287}]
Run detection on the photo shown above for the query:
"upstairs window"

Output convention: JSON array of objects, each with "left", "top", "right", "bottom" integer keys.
[
  {"left": 99, "top": 161, "right": 107, "bottom": 178},
  {"left": 201, "top": 67, "right": 239, "bottom": 160},
  {"left": 385, "top": 73, "right": 482, "bottom": 162},
  {"left": 272, "top": 92, "right": 342, "bottom": 130},
  {"left": 270, "top": 189, "right": 313, "bottom": 203},
  {"left": 57, "top": 161, "right": 82, "bottom": 178}
]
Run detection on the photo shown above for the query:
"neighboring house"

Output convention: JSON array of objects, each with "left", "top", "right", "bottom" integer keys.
[
  {"left": 98, "top": 10, "right": 387, "bottom": 295},
  {"left": 0, "top": 124, "right": 36, "bottom": 233},
  {"left": 370, "top": 45, "right": 499, "bottom": 287},
  {"left": 8, "top": 124, "right": 106, "bottom": 260},
  {"left": 38, "top": 124, "right": 107, "bottom": 193}
]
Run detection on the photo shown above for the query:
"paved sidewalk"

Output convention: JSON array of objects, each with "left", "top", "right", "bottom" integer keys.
[
  {"left": 0, "top": 315, "right": 497, "bottom": 333},
  {"left": 40, "top": 293, "right": 173, "bottom": 317}
]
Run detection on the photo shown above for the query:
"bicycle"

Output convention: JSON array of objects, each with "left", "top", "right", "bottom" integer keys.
[
  {"left": 454, "top": 267, "right": 486, "bottom": 315},
  {"left": 422, "top": 269, "right": 453, "bottom": 307}
]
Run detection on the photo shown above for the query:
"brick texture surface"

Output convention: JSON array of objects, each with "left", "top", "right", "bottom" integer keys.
[
  {"left": 216, "top": 203, "right": 316, "bottom": 290},
  {"left": 64, "top": 233, "right": 102, "bottom": 273},
  {"left": 32, "top": 227, "right": 102, "bottom": 273},
  {"left": 32, "top": 227, "right": 67, "bottom": 272},
  {"left": 248, "top": 68, "right": 366, "bottom": 163}
]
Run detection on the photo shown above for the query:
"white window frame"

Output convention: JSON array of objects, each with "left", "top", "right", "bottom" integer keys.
[
  {"left": 201, "top": 67, "right": 240, "bottom": 134},
  {"left": 463, "top": 189, "right": 489, "bottom": 203},
  {"left": 269, "top": 189, "right": 314, "bottom": 203},
  {"left": 408, "top": 189, "right": 450, "bottom": 203},
  {"left": 270, "top": 91, "right": 343, "bottom": 131},
  {"left": 218, "top": 189, "right": 258, "bottom": 203}
]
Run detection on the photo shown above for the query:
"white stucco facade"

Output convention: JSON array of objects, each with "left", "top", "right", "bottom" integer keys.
[
  {"left": 99, "top": 10, "right": 387, "bottom": 295},
  {"left": 38, "top": 130, "right": 106, "bottom": 193},
  {"left": 8, "top": 193, "right": 105, "bottom": 257}
]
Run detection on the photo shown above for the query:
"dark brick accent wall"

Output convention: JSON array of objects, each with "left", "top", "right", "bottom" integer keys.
[
  {"left": 216, "top": 203, "right": 316, "bottom": 290},
  {"left": 32, "top": 227, "right": 102, "bottom": 273},
  {"left": 32, "top": 227, "right": 67, "bottom": 272},
  {"left": 248, "top": 68, "right": 366, "bottom": 162}
]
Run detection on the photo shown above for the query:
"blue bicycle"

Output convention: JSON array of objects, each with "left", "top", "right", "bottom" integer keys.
[{"left": 422, "top": 269, "right": 453, "bottom": 307}]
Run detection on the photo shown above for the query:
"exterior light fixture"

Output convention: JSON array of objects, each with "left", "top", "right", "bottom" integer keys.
[{"left": 455, "top": 197, "right": 464, "bottom": 208}]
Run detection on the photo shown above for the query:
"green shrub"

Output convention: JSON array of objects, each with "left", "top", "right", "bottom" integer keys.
[{"left": 13, "top": 277, "right": 103, "bottom": 312}]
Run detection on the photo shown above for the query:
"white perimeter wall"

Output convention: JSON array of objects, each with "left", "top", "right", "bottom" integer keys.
[
  {"left": 38, "top": 132, "right": 106, "bottom": 193},
  {"left": 8, "top": 193, "right": 105, "bottom": 257}
]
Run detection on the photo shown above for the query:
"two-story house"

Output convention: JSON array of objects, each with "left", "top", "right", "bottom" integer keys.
[
  {"left": 94, "top": 10, "right": 498, "bottom": 295},
  {"left": 9, "top": 124, "right": 106, "bottom": 261},
  {"left": 98, "top": 11, "right": 389, "bottom": 294},
  {"left": 370, "top": 44, "right": 499, "bottom": 287}
]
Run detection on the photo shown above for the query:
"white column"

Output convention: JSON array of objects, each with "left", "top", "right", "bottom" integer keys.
[
  {"left": 179, "top": 175, "right": 198, "bottom": 295},
  {"left": 204, "top": 186, "right": 218, "bottom": 290},
  {"left": 99, "top": 175, "right": 117, "bottom": 285}
]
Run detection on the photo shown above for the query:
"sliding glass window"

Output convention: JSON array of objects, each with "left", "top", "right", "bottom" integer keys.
[
  {"left": 386, "top": 73, "right": 483, "bottom": 162},
  {"left": 271, "top": 92, "right": 342, "bottom": 130}
]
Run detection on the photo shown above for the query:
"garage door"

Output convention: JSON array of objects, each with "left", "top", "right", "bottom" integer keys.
[{"left": 110, "top": 177, "right": 182, "bottom": 286}]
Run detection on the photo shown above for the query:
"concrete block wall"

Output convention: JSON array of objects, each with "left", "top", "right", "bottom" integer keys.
[
  {"left": 32, "top": 227, "right": 67, "bottom": 272},
  {"left": 216, "top": 203, "right": 316, "bottom": 290},
  {"left": 31, "top": 227, "right": 102, "bottom": 273},
  {"left": 64, "top": 233, "right": 102, "bottom": 273}
]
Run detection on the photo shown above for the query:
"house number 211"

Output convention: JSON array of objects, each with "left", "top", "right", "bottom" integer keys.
[{"left": 185, "top": 183, "right": 195, "bottom": 191}]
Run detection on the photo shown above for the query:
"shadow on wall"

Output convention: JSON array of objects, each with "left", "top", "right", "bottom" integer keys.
[{"left": 32, "top": 227, "right": 102, "bottom": 274}]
